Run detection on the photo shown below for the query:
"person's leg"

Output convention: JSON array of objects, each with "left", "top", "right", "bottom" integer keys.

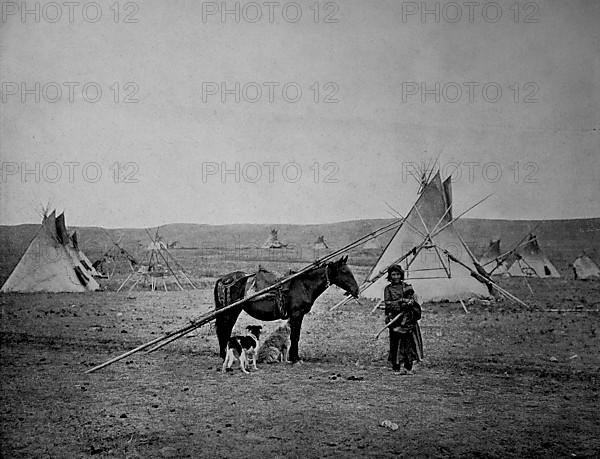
[
  {"left": 389, "top": 331, "right": 400, "bottom": 370},
  {"left": 404, "top": 359, "right": 413, "bottom": 372}
]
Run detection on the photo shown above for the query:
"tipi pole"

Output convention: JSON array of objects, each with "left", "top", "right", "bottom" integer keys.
[
  {"left": 116, "top": 273, "right": 134, "bottom": 293},
  {"left": 455, "top": 231, "right": 480, "bottom": 267},
  {"left": 331, "top": 237, "right": 431, "bottom": 312},
  {"left": 153, "top": 246, "right": 184, "bottom": 290},
  {"left": 329, "top": 245, "right": 419, "bottom": 311},
  {"left": 436, "top": 245, "right": 530, "bottom": 308},
  {"left": 427, "top": 194, "right": 494, "bottom": 241},
  {"left": 370, "top": 298, "right": 383, "bottom": 313},
  {"left": 384, "top": 202, "right": 428, "bottom": 240},
  {"left": 163, "top": 248, "right": 198, "bottom": 289},
  {"left": 523, "top": 277, "right": 534, "bottom": 294},
  {"left": 84, "top": 324, "right": 201, "bottom": 374},
  {"left": 375, "top": 311, "right": 405, "bottom": 339},
  {"left": 128, "top": 276, "right": 142, "bottom": 292},
  {"left": 146, "top": 310, "right": 220, "bottom": 353}
]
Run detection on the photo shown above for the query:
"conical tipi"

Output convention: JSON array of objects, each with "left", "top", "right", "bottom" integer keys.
[
  {"left": 480, "top": 240, "right": 510, "bottom": 276},
  {"left": 361, "top": 173, "right": 491, "bottom": 303},
  {"left": 572, "top": 255, "right": 600, "bottom": 280},
  {"left": 262, "top": 228, "right": 287, "bottom": 249},
  {"left": 1, "top": 211, "right": 100, "bottom": 293},
  {"left": 507, "top": 234, "right": 560, "bottom": 278}
]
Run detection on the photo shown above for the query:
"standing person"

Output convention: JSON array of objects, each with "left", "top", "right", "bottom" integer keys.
[{"left": 384, "top": 264, "right": 423, "bottom": 374}]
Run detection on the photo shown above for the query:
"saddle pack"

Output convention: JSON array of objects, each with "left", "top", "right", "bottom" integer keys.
[{"left": 217, "top": 266, "right": 290, "bottom": 319}]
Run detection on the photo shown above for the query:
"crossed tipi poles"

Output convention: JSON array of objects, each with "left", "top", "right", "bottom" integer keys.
[{"left": 116, "top": 227, "right": 197, "bottom": 292}]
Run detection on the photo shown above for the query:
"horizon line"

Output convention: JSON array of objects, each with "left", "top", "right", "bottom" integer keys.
[{"left": 2, "top": 215, "right": 599, "bottom": 230}]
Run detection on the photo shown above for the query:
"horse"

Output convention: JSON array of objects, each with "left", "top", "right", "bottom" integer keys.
[{"left": 214, "top": 255, "right": 360, "bottom": 362}]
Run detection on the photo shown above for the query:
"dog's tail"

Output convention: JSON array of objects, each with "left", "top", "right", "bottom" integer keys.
[{"left": 257, "top": 346, "right": 280, "bottom": 364}]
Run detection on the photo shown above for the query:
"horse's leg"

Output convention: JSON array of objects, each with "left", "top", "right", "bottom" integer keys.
[
  {"left": 215, "top": 309, "right": 241, "bottom": 359},
  {"left": 288, "top": 314, "right": 305, "bottom": 362}
]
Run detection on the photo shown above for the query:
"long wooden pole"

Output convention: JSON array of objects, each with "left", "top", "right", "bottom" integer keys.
[
  {"left": 329, "top": 245, "right": 420, "bottom": 311},
  {"left": 85, "top": 218, "right": 406, "bottom": 373},
  {"left": 438, "top": 246, "right": 529, "bottom": 308},
  {"left": 375, "top": 312, "right": 404, "bottom": 339},
  {"left": 146, "top": 221, "right": 408, "bottom": 353}
]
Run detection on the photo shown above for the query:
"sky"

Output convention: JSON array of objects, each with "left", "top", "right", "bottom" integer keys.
[{"left": 0, "top": 0, "right": 598, "bottom": 227}]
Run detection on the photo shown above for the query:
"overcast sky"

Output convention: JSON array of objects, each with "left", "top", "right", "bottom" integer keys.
[{"left": 1, "top": 0, "right": 598, "bottom": 227}]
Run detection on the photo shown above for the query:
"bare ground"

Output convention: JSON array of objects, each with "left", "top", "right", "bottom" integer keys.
[{"left": 1, "top": 277, "right": 599, "bottom": 458}]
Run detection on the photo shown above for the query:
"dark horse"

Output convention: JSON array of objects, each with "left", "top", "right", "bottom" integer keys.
[{"left": 214, "top": 256, "right": 360, "bottom": 362}]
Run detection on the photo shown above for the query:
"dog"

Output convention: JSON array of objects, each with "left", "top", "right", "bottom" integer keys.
[
  {"left": 257, "top": 323, "right": 291, "bottom": 364},
  {"left": 222, "top": 325, "right": 263, "bottom": 374}
]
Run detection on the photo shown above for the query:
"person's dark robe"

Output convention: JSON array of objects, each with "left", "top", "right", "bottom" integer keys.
[{"left": 384, "top": 282, "right": 424, "bottom": 367}]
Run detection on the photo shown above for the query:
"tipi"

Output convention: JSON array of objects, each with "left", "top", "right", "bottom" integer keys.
[
  {"left": 361, "top": 172, "right": 492, "bottom": 303},
  {"left": 1, "top": 211, "right": 100, "bottom": 293},
  {"left": 480, "top": 240, "right": 510, "bottom": 276},
  {"left": 507, "top": 234, "right": 560, "bottom": 278},
  {"left": 262, "top": 228, "right": 288, "bottom": 249},
  {"left": 572, "top": 255, "right": 600, "bottom": 280},
  {"left": 313, "top": 235, "right": 329, "bottom": 250}
]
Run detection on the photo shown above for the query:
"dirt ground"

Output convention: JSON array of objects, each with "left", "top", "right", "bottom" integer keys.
[{"left": 1, "top": 275, "right": 599, "bottom": 458}]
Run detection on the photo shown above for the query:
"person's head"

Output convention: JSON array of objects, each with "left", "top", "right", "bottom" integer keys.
[{"left": 387, "top": 264, "right": 404, "bottom": 283}]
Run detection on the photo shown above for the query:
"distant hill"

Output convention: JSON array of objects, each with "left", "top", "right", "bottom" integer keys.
[{"left": 1, "top": 217, "right": 598, "bottom": 282}]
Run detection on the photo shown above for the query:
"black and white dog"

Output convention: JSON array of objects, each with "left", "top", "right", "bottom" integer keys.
[{"left": 222, "top": 325, "right": 263, "bottom": 374}]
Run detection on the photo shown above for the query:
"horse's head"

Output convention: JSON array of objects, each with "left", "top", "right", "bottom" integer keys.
[{"left": 327, "top": 255, "right": 359, "bottom": 298}]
